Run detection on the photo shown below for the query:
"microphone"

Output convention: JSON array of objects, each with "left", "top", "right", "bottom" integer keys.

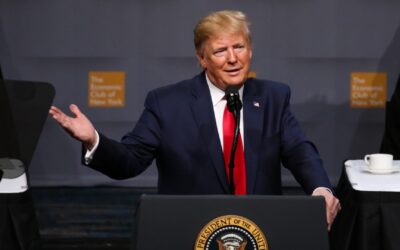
[
  {"left": 225, "top": 86, "right": 242, "bottom": 116},
  {"left": 224, "top": 85, "right": 242, "bottom": 194}
]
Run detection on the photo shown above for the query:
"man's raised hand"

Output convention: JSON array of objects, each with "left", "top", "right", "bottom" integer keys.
[{"left": 49, "top": 104, "right": 97, "bottom": 150}]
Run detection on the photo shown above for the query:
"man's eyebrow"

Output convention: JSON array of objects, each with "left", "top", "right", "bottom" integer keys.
[{"left": 212, "top": 46, "right": 228, "bottom": 51}]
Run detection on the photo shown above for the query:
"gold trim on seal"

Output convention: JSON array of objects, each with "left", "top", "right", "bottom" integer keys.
[{"left": 194, "top": 214, "right": 268, "bottom": 250}]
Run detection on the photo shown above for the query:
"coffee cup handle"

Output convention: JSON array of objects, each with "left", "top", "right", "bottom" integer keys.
[{"left": 364, "top": 155, "right": 371, "bottom": 166}]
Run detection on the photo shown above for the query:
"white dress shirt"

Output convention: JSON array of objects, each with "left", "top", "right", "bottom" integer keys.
[{"left": 205, "top": 73, "right": 244, "bottom": 151}]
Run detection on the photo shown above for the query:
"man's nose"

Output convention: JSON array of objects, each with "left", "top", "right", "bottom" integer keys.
[{"left": 226, "top": 48, "right": 238, "bottom": 63}]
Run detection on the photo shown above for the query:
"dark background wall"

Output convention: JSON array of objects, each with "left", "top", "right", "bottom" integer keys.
[{"left": 1, "top": 0, "right": 400, "bottom": 188}]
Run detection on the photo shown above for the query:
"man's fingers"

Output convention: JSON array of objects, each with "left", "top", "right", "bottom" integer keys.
[
  {"left": 49, "top": 104, "right": 96, "bottom": 145},
  {"left": 49, "top": 106, "right": 72, "bottom": 129},
  {"left": 326, "top": 197, "right": 341, "bottom": 231},
  {"left": 311, "top": 189, "right": 341, "bottom": 231},
  {"left": 49, "top": 106, "right": 62, "bottom": 116},
  {"left": 69, "top": 104, "right": 82, "bottom": 117}
]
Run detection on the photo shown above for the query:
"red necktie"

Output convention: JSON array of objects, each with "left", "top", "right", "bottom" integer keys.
[{"left": 223, "top": 105, "right": 247, "bottom": 195}]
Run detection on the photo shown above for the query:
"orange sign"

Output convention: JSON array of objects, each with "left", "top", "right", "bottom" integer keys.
[
  {"left": 350, "top": 72, "right": 387, "bottom": 108},
  {"left": 88, "top": 71, "right": 125, "bottom": 107}
]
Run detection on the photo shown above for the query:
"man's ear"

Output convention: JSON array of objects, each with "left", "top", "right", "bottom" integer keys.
[{"left": 196, "top": 52, "right": 206, "bottom": 69}]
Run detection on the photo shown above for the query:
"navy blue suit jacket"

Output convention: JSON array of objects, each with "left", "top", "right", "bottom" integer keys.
[{"left": 86, "top": 72, "right": 332, "bottom": 194}]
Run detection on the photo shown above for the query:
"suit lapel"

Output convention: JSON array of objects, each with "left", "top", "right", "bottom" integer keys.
[
  {"left": 189, "top": 73, "right": 230, "bottom": 194},
  {"left": 243, "top": 79, "right": 264, "bottom": 194}
]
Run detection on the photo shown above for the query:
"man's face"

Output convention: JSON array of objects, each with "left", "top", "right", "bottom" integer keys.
[{"left": 197, "top": 32, "right": 252, "bottom": 91}]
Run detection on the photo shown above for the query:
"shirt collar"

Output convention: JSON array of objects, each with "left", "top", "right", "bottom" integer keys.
[{"left": 205, "top": 73, "right": 244, "bottom": 107}]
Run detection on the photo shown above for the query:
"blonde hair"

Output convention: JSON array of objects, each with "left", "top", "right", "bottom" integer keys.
[{"left": 193, "top": 10, "right": 251, "bottom": 54}]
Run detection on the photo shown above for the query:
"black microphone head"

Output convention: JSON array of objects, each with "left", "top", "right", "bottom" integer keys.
[
  {"left": 225, "top": 85, "right": 242, "bottom": 113},
  {"left": 225, "top": 85, "right": 240, "bottom": 96}
]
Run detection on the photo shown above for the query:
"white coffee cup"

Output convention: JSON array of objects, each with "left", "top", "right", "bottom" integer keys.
[{"left": 364, "top": 153, "right": 393, "bottom": 171}]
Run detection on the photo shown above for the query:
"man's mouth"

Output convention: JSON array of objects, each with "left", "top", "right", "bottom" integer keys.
[{"left": 225, "top": 68, "right": 242, "bottom": 76}]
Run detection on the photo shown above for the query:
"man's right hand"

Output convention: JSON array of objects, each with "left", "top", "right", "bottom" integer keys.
[{"left": 49, "top": 104, "right": 97, "bottom": 150}]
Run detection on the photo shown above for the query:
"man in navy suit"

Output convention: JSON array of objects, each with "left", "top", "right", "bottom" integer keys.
[{"left": 50, "top": 10, "right": 340, "bottom": 229}]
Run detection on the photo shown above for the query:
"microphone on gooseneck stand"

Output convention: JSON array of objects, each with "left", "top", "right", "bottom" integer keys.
[{"left": 225, "top": 86, "right": 242, "bottom": 194}]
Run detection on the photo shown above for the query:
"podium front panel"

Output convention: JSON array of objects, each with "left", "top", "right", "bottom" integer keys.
[{"left": 134, "top": 195, "right": 328, "bottom": 250}]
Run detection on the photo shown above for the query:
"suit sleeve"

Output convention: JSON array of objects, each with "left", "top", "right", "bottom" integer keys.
[
  {"left": 279, "top": 86, "right": 332, "bottom": 194},
  {"left": 83, "top": 91, "right": 161, "bottom": 180}
]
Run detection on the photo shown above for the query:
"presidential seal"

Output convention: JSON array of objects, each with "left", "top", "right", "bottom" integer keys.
[{"left": 194, "top": 215, "right": 268, "bottom": 250}]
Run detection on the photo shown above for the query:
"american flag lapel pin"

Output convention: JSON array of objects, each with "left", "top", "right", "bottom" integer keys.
[{"left": 253, "top": 101, "right": 260, "bottom": 108}]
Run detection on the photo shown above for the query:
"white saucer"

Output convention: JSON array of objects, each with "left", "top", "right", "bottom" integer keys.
[{"left": 364, "top": 167, "right": 400, "bottom": 174}]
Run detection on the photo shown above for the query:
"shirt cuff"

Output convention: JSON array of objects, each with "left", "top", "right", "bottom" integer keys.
[
  {"left": 312, "top": 187, "right": 332, "bottom": 195},
  {"left": 83, "top": 131, "right": 100, "bottom": 165}
]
